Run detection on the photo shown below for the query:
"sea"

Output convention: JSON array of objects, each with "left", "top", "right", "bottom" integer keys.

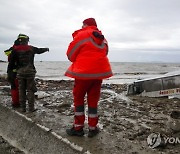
[{"left": 0, "top": 61, "right": 180, "bottom": 84}]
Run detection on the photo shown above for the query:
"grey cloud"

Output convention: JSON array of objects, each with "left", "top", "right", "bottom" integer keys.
[{"left": 0, "top": 0, "right": 180, "bottom": 63}]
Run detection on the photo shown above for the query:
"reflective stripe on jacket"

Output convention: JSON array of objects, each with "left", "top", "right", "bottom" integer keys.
[{"left": 65, "top": 26, "right": 113, "bottom": 79}]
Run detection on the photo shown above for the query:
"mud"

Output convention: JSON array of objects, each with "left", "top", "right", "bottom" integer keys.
[
  {"left": 0, "top": 77, "right": 180, "bottom": 154},
  {"left": 0, "top": 136, "right": 24, "bottom": 154}
]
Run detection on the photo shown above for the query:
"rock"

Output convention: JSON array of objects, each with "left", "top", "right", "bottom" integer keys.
[
  {"left": 167, "top": 111, "right": 180, "bottom": 133},
  {"left": 58, "top": 102, "right": 71, "bottom": 108},
  {"left": 35, "top": 91, "right": 51, "bottom": 99}
]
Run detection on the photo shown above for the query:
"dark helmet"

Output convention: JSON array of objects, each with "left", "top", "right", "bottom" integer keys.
[{"left": 17, "top": 34, "right": 29, "bottom": 43}]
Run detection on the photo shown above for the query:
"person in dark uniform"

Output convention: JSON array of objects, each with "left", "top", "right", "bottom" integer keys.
[{"left": 8, "top": 34, "right": 49, "bottom": 112}]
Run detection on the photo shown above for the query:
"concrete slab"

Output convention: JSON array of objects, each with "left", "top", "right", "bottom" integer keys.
[{"left": 0, "top": 104, "right": 80, "bottom": 154}]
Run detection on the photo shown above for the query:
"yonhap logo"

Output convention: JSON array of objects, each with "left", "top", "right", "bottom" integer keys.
[
  {"left": 147, "top": 133, "right": 162, "bottom": 148},
  {"left": 147, "top": 133, "right": 180, "bottom": 148}
]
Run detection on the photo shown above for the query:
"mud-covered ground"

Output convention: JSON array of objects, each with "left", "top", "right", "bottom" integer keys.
[
  {"left": 0, "top": 136, "right": 24, "bottom": 154},
  {"left": 0, "top": 76, "right": 180, "bottom": 154}
]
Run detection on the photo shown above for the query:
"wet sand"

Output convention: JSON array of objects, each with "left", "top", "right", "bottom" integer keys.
[{"left": 0, "top": 77, "right": 180, "bottom": 154}]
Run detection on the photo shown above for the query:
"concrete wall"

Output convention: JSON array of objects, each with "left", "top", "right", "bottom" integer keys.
[{"left": 0, "top": 104, "right": 80, "bottom": 154}]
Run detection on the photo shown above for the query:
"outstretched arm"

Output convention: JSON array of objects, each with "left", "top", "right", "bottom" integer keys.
[{"left": 32, "top": 46, "right": 49, "bottom": 54}]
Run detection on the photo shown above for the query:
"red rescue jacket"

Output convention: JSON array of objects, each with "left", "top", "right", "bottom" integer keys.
[{"left": 65, "top": 26, "right": 113, "bottom": 79}]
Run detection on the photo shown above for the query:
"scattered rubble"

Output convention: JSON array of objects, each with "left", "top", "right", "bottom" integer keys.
[{"left": 0, "top": 76, "right": 180, "bottom": 154}]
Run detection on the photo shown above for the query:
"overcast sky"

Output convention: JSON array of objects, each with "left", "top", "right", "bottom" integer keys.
[{"left": 0, "top": 0, "right": 180, "bottom": 62}]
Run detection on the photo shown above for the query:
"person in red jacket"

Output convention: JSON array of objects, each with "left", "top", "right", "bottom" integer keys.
[{"left": 65, "top": 18, "right": 113, "bottom": 137}]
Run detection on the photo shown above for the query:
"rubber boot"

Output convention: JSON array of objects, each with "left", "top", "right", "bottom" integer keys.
[{"left": 11, "top": 89, "right": 20, "bottom": 108}]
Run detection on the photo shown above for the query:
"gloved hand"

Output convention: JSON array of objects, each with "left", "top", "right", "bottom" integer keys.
[{"left": 46, "top": 48, "right": 49, "bottom": 52}]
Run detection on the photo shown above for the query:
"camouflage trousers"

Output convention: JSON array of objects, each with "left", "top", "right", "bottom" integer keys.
[{"left": 17, "top": 74, "right": 37, "bottom": 112}]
